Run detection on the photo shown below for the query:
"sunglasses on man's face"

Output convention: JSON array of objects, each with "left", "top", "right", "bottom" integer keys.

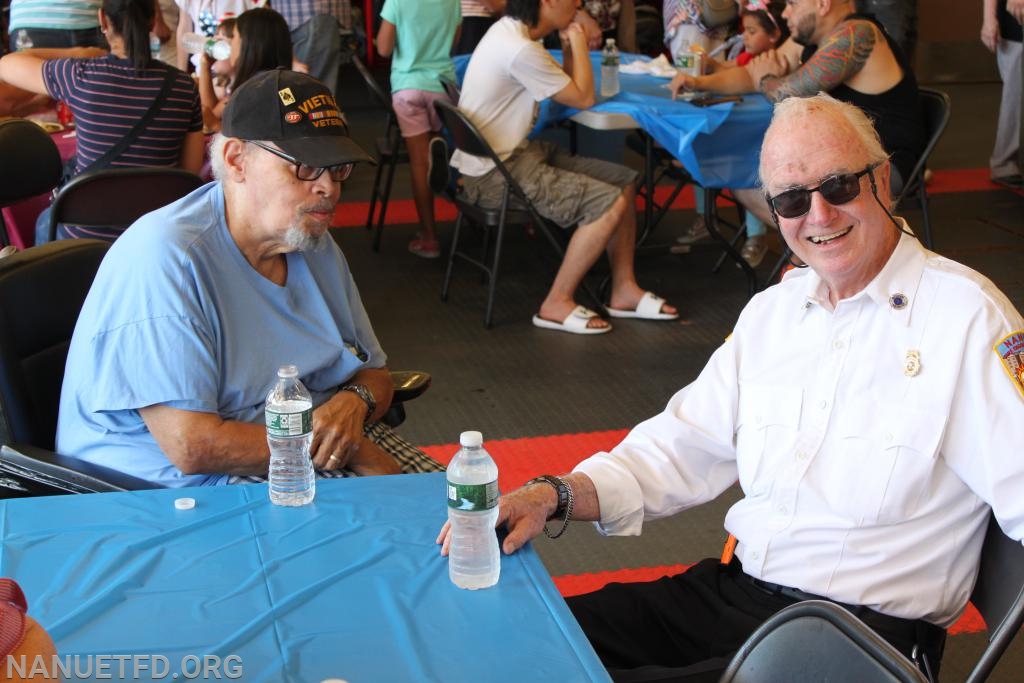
[
  {"left": 766, "top": 164, "right": 878, "bottom": 219},
  {"left": 248, "top": 140, "right": 354, "bottom": 183}
]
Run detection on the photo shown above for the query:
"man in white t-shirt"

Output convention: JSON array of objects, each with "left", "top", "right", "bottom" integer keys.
[{"left": 451, "top": 0, "right": 678, "bottom": 335}]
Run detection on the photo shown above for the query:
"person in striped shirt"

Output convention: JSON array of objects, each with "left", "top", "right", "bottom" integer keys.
[{"left": 0, "top": 0, "right": 204, "bottom": 241}]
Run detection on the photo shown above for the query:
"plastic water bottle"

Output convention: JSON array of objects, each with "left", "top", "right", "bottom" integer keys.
[
  {"left": 150, "top": 33, "right": 162, "bottom": 61},
  {"left": 674, "top": 40, "right": 702, "bottom": 101},
  {"left": 446, "top": 430, "right": 500, "bottom": 589},
  {"left": 14, "top": 30, "right": 33, "bottom": 51},
  {"left": 600, "top": 38, "right": 620, "bottom": 98},
  {"left": 265, "top": 365, "right": 315, "bottom": 506},
  {"left": 181, "top": 32, "right": 231, "bottom": 60}
]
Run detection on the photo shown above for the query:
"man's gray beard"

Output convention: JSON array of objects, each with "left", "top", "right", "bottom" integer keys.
[{"left": 283, "top": 225, "right": 329, "bottom": 252}]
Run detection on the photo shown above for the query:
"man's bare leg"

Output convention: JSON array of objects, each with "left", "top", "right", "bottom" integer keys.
[{"left": 537, "top": 188, "right": 676, "bottom": 327}]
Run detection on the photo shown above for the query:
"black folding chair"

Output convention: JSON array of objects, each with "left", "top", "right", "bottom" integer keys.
[
  {"left": 720, "top": 513, "right": 1024, "bottom": 683},
  {"left": 48, "top": 167, "right": 204, "bottom": 242},
  {"left": 432, "top": 99, "right": 606, "bottom": 328},
  {"left": 0, "top": 119, "right": 63, "bottom": 247},
  {"left": 720, "top": 600, "right": 928, "bottom": 683},
  {"left": 893, "top": 88, "right": 951, "bottom": 250},
  {"left": 0, "top": 240, "right": 161, "bottom": 497},
  {"left": 353, "top": 55, "right": 410, "bottom": 252},
  {"left": 964, "top": 513, "right": 1024, "bottom": 683}
]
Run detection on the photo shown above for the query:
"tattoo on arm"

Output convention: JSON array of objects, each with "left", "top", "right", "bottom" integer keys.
[{"left": 763, "top": 21, "right": 876, "bottom": 102}]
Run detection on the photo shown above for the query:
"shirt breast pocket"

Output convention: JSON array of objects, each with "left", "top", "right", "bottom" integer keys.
[
  {"left": 832, "top": 400, "right": 946, "bottom": 525},
  {"left": 735, "top": 384, "right": 803, "bottom": 496}
]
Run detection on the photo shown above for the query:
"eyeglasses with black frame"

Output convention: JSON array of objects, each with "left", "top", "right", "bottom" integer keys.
[
  {"left": 765, "top": 163, "right": 880, "bottom": 219},
  {"left": 248, "top": 140, "right": 354, "bottom": 182}
]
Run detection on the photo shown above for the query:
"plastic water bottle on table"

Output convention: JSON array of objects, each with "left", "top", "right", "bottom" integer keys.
[
  {"left": 600, "top": 38, "right": 620, "bottom": 98},
  {"left": 446, "top": 430, "right": 500, "bottom": 589},
  {"left": 265, "top": 364, "right": 315, "bottom": 506}
]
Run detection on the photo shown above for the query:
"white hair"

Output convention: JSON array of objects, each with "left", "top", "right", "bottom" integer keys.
[
  {"left": 209, "top": 133, "right": 229, "bottom": 181},
  {"left": 758, "top": 93, "right": 889, "bottom": 188}
]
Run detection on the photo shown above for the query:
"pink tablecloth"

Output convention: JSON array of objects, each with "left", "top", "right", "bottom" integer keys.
[{"left": 1, "top": 128, "right": 77, "bottom": 249}]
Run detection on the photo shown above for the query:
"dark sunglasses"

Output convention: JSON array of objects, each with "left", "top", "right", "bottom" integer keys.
[
  {"left": 766, "top": 164, "right": 878, "bottom": 219},
  {"left": 248, "top": 140, "right": 354, "bottom": 183}
]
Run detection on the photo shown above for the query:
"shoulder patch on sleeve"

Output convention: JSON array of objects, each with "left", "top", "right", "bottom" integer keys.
[{"left": 994, "top": 330, "right": 1024, "bottom": 399}]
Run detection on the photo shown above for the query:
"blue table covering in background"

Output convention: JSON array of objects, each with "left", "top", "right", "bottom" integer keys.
[
  {"left": 453, "top": 52, "right": 772, "bottom": 189},
  {"left": 0, "top": 473, "right": 610, "bottom": 682}
]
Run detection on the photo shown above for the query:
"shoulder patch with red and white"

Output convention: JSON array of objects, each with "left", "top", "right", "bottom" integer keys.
[{"left": 994, "top": 330, "right": 1024, "bottom": 399}]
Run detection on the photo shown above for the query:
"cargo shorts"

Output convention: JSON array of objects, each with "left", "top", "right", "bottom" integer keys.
[{"left": 460, "top": 139, "right": 638, "bottom": 228}]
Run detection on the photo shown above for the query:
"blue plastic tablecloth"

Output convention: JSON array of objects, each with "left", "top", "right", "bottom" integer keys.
[
  {"left": 453, "top": 52, "right": 772, "bottom": 189},
  {"left": 0, "top": 473, "right": 611, "bottom": 682}
]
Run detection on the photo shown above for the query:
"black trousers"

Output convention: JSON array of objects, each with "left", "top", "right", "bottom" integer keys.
[{"left": 567, "top": 558, "right": 945, "bottom": 682}]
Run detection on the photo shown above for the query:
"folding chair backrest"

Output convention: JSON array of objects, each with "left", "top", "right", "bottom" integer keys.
[
  {"left": 353, "top": 55, "right": 395, "bottom": 114},
  {"left": 896, "top": 88, "right": 950, "bottom": 203},
  {"left": 0, "top": 119, "right": 64, "bottom": 209},
  {"left": 48, "top": 167, "right": 204, "bottom": 241},
  {"left": 0, "top": 239, "right": 110, "bottom": 449},
  {"left": 432, "top": 99, "right": 527, "bottom": 199},
  {"left": 965, "top": 514, "right": 1024, "bottom": 683},
  {"left": 720, "top": 600, "right": 927, "bottom": 683},
  {"left": 0, "top": 119, "right": 64, "bottom": 246},
  {"left": 440, "top": 77, "right": 460, "bottom": 105}
]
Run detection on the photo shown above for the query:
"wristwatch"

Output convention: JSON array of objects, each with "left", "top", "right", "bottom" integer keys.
[
  {"left": 341, "top": 383, "right": 376, "bottom": 423},
  {"left": 526, "top": 475, "right": 571, "bottom": 521}
]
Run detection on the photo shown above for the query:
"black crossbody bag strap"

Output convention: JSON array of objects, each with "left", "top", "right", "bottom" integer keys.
[{"left": 74, "top": 66, "right": 177, "bottom": 177}]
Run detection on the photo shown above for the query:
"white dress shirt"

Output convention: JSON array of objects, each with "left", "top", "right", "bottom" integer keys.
[{"left": 575, "top": 230, "right": 1024, "bottom": 627}]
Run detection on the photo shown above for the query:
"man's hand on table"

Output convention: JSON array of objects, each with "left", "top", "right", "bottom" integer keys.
[
  {"left": 310, "top": 390, "right": 371, "bottom": 470},
  {"left": 669, "top": 72, "right": 699, "bottom": 100},
  {"left": 437, "top": 482, "right": 558, "bottom": 557}
]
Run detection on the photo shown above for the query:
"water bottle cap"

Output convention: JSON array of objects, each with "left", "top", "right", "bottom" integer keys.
[
  {"left": 606, "top": 38, "right": 615, "bottom": 47},
  {"left": 174, "top": 497, "right": 196, "bottom": 510},
  {"left": 277, "top": 364, "right": 299, "bottom": 378},
  {"left": 459, "top": 431, "right": 483, "bottom": 447}
]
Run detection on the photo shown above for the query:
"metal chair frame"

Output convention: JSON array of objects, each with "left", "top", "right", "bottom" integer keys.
[
  {"left": 893, "top": 88, "right": 952, "bottom": 250},
  {"left": 432, "top": 99, "right": 605, "bottom": 328},
  {"left": 352, "top": 55, "right": 410, "bottom": 252}
]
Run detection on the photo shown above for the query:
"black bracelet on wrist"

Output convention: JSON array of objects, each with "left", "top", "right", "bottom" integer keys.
[{"left": 526, "top": 475, "right": 574, "bottom": 539}]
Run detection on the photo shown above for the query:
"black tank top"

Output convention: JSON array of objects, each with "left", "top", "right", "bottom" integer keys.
[{"left": 800, "top": 14, "right": 925, "bottom": 186}]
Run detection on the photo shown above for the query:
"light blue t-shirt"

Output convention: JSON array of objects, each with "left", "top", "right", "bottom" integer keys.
[
  {"left": 381, "top": 0, "right": 460, "bottom": 93},
  {"left": 56, "top": 182, "right": 386, "bottom": 487}
]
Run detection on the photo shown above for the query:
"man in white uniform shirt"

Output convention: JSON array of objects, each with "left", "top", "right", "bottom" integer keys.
[
  {"left": 451, "top": 0, "right": 677, "bottom": 334},
  {"left": 440, "top": 93, "right": 1024, "bottom": 679}
]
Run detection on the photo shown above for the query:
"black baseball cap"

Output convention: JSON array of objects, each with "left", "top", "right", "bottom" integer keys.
[{"left": 222, "top": 69, "right": 374, "bottom": 168}]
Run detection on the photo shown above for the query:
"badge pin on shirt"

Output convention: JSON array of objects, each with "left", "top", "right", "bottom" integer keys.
[{"left": 904, "top": 349, "right": 921, "bottom": 377}]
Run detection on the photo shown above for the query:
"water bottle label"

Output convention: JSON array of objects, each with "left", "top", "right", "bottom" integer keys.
[
  {"left": 266, "top": 408, "right": 312, "bottom": 436},
  {"left": 447, "top": 480, "right": 498, "bottom": 511}
]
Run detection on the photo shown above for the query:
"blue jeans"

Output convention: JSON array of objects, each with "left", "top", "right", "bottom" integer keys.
[{"left": 290, "top": 15, "right": 341, "bottom": 95}]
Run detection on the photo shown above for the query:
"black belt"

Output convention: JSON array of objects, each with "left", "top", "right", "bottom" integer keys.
[{"left": 738, "top": 570, "right": 946, "bottom": 668}]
